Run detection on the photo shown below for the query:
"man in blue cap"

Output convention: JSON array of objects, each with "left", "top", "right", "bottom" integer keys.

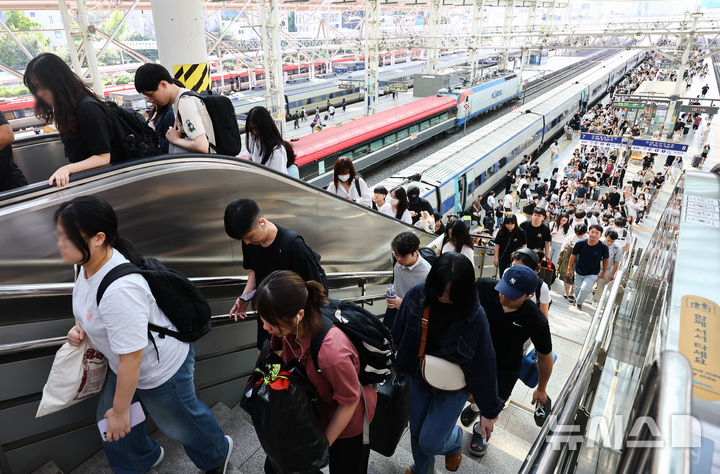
[{"left": 461, "top": 265, "right": 554, "bottom": 457}]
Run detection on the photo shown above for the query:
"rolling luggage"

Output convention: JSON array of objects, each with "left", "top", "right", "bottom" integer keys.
[{"left": 692, "top": 155, "right": 702, "bottom": 168}]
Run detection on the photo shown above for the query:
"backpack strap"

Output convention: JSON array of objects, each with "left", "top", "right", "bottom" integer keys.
[
  {"left": 310, "top": 315, "right": 333, "bottom": 374},
  {"left": 417, "top": 308, "right": 430, "bottom": 358},
  {"left": 354, "top": 177, "right": 362, "bottom": 197},
  {"left": 96, "top": 262, "right": 162, "bottom": 362},
  {"left": 535, "top": 277, "right": 543, "bottom": 305}
]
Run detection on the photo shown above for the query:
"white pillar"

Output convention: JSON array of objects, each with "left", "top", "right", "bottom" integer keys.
[
  {"left": 57, "top": 0, "right": 82, "bottom": 77},
  {"left": 151, "top": 0, "right": 209, "bottom": 91},
  {"left": 469, "top": 0, "right": 485, "bottom": 85},
  {"left": 425, "top": 0, "right": 441, "bottom": 74},
  {"left": 364, "top": 0, "right": 380, "bottom": 115},
  {"left": 75, "top": 0, "right": 103, "bottom": 95},
  {"left": 499, "top": 0, "right": 515, "bottom": 71},
  {"left": 260, "top": 0, "right": 286, "bottom": 132}
]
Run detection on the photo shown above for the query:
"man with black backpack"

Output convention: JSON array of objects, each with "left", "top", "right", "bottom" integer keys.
[
  {"left": 135, "top": 64, "right": 241, "bottom": 156},
  {"left": 223, "top": 198, "right": 327, "bottom": 348}
]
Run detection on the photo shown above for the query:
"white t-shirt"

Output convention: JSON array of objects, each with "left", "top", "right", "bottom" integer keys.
[
  {"left": 171, "top": 88, "right": 216, "bottom": 154},
  {"left": 327, "top": 177, "right": 372, "bottom": 207},
  {"left": 72, "top": 249, "right": 189, "bottom": 390},
  {"left": 248, "top": 135, "right": 288, "bottom": 174},
  {"left": 441, "top": 242, "right": 475, "bottom": 265},
  {"left": 379, "top": 202, "right": 412, "bottom": 224}
]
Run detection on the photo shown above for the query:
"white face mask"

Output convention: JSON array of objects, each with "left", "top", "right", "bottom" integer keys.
[
  {"left": 338, "top": 174, "right": 350, "bottom": 182},
  {"left": 389, "top": 197, "right": 399, "bottom": 206}
]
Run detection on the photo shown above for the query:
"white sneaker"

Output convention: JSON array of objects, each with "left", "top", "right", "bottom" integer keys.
[{"left": 151, "top": 446, "right": 164, "bottom": 468}]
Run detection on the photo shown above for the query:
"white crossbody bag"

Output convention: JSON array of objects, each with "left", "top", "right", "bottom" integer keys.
[{"left": 418, "top": 308, "right": 467, "bottom": 392}]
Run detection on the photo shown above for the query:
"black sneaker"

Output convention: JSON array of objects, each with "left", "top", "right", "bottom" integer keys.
[
  {"left": 205, "top": 435, "right": 233, "bottom": 474},
  {"left": 568, "top": 295, "right": 576, "bottom": 304},
  {"left": 460, "top": 405, "right": 480, "bottom": 427},
  {"left": 469, "top": 426, "right": 488, "bottom": 457},
  {"left": 577, "top": 304, "right": 583, "bottom": 311}
]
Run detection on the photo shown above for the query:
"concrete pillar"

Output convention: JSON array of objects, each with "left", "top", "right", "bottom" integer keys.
[
  {"left": 260, "top": 0, "right": 286, "bottom": 131},
  {"left": 151, "top": 0, "right": 210, "bottom": 92},
  {"left": 364, "top": 0, "right": 380, "bottom": 115},
  {"left": 469, "top": 0, "right": 485, "bottom": 85},
  {"left": 425, "top": 0, "right": 441, "bottom": 74}
]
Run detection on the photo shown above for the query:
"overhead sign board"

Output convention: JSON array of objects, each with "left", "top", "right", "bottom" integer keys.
[
  {"left": 631, "top": 138, "right": 689, "bottom": 156},
  {"left": 679, "top": 105, "right": 719, "bottom": 115},
  {"left": 612, "top": 101, "right": 645, "bottom": 109},
  {"left": 579, "top": 133, "right": 625, "bottom": 147}
]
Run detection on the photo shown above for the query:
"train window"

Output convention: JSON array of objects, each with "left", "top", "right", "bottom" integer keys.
[
  {"left": 370, "top": 139, "right": 383, "bottom": 152},
  {"left": 353, "top": 144, "right": 370, "bottom": 159},
  {"left": 420, "top": 120, "right": 430, "bottom": 131},
  {"left": 499, "top": 157, "right": 507, "bottom": 168},
  {"left": 486, "top": 167, "right": 493, "bottom": 177},
  {"left": 383, "top": 133, "right": 396, "bottom": 145},
  {"left": 474, "top": 175, "right": 482, "bottom": 187},
  {"left": 397, "top": 128, "right": 409, "bottom": 140},
  {"left": 409, "top": 124, "right": 419, "bottom": 134}
]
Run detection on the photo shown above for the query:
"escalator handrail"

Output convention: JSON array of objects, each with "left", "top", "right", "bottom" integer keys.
[
  {"left": 519, "top": 236, "right": 636, "bottom": 474},
  {"left": 0, "top": 270, "right": 394, "bottom": 299},
  {"left": 0, "top": 152, "right": 432, "bottom": 234},
  {"left": 0, "top": 291, "right": 390, "bottom": 356}
]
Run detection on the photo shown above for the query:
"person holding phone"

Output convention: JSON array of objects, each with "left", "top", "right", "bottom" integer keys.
[
  {"left": 224, "top": 198, "right": 327, "bottom": 348},
  {"left": 58, "top": 195, "right": 232, "bottom": 474},
  {"left": 384, "top": 231, "right": 431, "bottom": 332}
]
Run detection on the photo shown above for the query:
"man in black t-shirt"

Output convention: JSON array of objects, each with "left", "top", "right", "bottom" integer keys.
[
  {"left": 0, "top": 115, "right": 27, "bottom": 192},
  {"left": 519, "top": 208, "right": 551, "bottom": 257},
  {"left": 407, "top": 186, "right": 434, "bottom": 224},
  {"left": 224, "top": 198, "right": 326, "bottom": 347},
  {"left": 608, "top": 186, "right": 621, "bottom": 208},
  {"left": 567, "top": 225, "right": 609, "bottom": 311},
  {"left": 461, "top": 266, "right": 553, "bottom": 457}
]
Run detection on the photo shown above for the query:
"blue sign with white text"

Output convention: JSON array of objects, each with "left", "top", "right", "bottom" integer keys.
[
  {"left": 631, "top": 139, "right": 689, "bottom": 155},
  {"left": 579, "top": 133, "right": 624, "bottom": 146}
]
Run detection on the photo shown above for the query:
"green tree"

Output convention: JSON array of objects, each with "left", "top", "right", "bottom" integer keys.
[
  {"left": 102, "top": 10, "right": 127, "bottom": 39},
  {"left": 0, "top": 11, "right": 50, "bottom": 70}
]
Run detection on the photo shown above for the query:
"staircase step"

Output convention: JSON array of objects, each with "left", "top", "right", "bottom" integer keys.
[{"left": 31, "top": 460, "right": 64, "bottom": 474}]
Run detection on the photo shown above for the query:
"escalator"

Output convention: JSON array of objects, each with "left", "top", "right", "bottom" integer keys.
[{"left": 0, "top": 153, "right": 436, "bottom": 473}]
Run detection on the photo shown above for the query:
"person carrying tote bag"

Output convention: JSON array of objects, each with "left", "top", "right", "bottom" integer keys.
[{"left": 391, "top": 253, "right": 504, "bottom": 474}]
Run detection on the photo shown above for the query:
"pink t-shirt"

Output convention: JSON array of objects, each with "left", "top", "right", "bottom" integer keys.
[{"left": 271, "top": 326, "right": 377, "bottom": 439}]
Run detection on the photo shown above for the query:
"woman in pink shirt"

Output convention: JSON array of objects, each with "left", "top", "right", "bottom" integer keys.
[{"left": 257, "top": 270, "right": 376, "bottom": 474}]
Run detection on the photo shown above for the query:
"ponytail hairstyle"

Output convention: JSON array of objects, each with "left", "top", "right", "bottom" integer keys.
[
  {"left": 54, "top": 195, "right": 142, "bottom": 267},
  {"left": 255, "top": 270, "right": 327, "bottom": 337}
]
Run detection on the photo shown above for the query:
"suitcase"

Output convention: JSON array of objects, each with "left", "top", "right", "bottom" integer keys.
[
  {"left": 519, "top": 348, "right": 558, "bottom": 388},
  {"left": 370, "top": 371, "right": 410, "bottom": 457},
  {"left": 692, "top": 155, "right": 702, "bottom": 168}
]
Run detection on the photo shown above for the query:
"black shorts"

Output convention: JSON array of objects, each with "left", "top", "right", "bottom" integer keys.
[{"left": 497, "top": 368, "right": 521, "bottom": 402}]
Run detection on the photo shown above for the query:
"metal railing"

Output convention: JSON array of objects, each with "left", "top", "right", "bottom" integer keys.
[
  {"left": 0, "top": 271, "right": 393, "bottom": 356},
  {"left": 520, "top": 237, "right": 636, "bottom": 473}
]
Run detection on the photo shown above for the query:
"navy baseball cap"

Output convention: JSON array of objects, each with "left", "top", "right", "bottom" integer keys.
[{"left": 495, "top": 265, "right": 537, "bottom": 300}]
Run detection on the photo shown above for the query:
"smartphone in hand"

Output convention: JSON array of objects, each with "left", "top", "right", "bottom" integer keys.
[{"left": 98, "top": 401, "right": 146, "bottom": 442}]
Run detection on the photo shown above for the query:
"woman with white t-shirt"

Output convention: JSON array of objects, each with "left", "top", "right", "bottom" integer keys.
[
  {"left": 548, "top": 213, "right": 571, "bottom": 266},
  {"left": 379, "top": 186, "right": 412, "bottom": 224},
  {"left": 245, "top": 106, "right": 298, "bottom": 177},
  {"left": 326, "top": 157, "right": 372, "bottom": 207},
  {"left": 56, "top": 196, "right": 232, "bottom": 474},
  {"left": 440, "top": 219, "right": 475, "bottom": 265}
]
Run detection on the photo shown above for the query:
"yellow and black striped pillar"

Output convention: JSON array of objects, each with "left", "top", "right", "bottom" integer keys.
[{"left": 173, "top": 63, "right": 211, "bottom": 92}]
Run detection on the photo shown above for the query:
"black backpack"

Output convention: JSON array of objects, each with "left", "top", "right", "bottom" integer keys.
[
  {"left": 418, "top": 247, "right": 438, "bottom": 266},
  {"left": 310, "top": 299, "right": 394, "bottom": 385},
  {"left": 96, "top": 258, "right": 212, "bottom": 356},
  {"left": 179, "top": 91, "right": 242, "bottom": 156},
  {"left": 106, "top": 101, "right": 161, "bottom": 159},
  {"left": 275, "top": 229, "right": 328, "bottom": 291}
]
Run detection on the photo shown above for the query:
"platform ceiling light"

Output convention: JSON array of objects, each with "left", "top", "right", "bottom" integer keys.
[{"left": 690, "top": 11, "right": 704, "bottom": 18}]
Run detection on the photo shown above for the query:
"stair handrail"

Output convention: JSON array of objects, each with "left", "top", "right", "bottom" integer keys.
[{"left": 519, "top": 236, "right": 636, "bottom": 473}]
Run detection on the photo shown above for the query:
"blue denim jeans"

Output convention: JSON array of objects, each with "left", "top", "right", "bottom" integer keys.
[
  {"left": 96, "top": 346, "right": 228, "bottom": 473},
  {"left": 574, "top": 273, "right": 598, "bottom": 307},
  {"left": 408, "top": 375, "right": 469, "bottom": 474}
]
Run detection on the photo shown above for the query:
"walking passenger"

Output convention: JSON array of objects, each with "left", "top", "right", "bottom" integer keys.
[
  {"left": 391, "top": 253, "right": 502, "bottom": 474},
  {"left": 592, "top": 230, "right": 623, "bottom": 304},
  {"left": 384, "top": 231, "right": 432, "bottom": 331},
  {"left": 326, "top": 157, "right": 372, "bottom": 207},
  {"left": 244, "top": 106, "right": 296, "bottom": 176},
  {"left": 493, "top": 214, "right": 525, "bottom": 277},
  {"left": 224, "top": 198, "right": 326, "bottom": 348},
  {"left": 558, "top": 224, "right": 587, "bottom": 303},
  {"left": 441, "top": 219, "right": 475, "bottom": 265},
  {"left": 256, "top": 271, "right": 375, "bottom": 474},
  {"left": 134, "top": 63, "right": 216, "bottom": 154},
  {"left": 548, "top": 213, "right": 570, "bottom": 266},
  {"left": 0, "top": 114, "right": 27, "bottom": 191},
  {"left": 57, "top": 196, "right": 232, "bottom": 474},
  {"left": 24, "top": 53, "right": 123, "bottom": 188},
  {"left": 462, "top": 265, "right": 552, "bottom": 456},
  {"left": 567, "top": 224, "right": 609, "bottom": 311},
  {"left": 372, "top": 185, "right": 388, "bottom": 211},
  {"left": 380, "top": 186, "right": 413, "bottom": 224},
  {"left": 519, "top": 207, "right": 552, "bottom": 257}
]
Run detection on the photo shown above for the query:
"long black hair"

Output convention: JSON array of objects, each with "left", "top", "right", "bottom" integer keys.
[
  {"left": 391, "top": 186, "right": 409, "bottom": 220},
  {"left": 496, "top": 213, "right": 519, "bottom": 241},
  {"left": 245, "top": 106, "right": 295, "bottom": 167},
  {"left": 24, "top": 53, "right": 105, "bottom": 138},
  {"left": 54, "top": 195, "right": 142, "bottom": 267},
  {"left": 424, "top": 252, "right": 477, "bottom": 318},
  {"left": 443, "top": 219, "right": 473, "bottom": 253}
]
